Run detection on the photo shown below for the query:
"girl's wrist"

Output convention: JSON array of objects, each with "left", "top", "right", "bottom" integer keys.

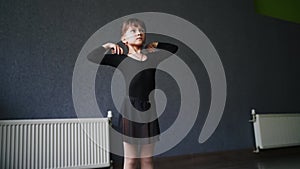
[{"left": 102, "top": 43, "right": 113, "bottom": 49}]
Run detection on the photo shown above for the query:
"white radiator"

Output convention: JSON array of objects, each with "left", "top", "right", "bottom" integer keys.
[
  {"left": 250, "top": 109, "right": 300, "bottom": 152},
  {"left": 0, "top": 118, "right": 111, "bottom": 169}
]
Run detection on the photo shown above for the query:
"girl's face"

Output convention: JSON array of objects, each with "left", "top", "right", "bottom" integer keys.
[{"left": 122, "top": 25, "right": 145, "bottom": 47}]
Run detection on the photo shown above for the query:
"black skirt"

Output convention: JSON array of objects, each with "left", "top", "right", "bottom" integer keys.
[{"left": 119, "top": 96, "right": 160, "bottom": 144}]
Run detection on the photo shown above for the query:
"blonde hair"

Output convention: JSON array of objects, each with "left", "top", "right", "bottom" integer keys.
[{"left": 121, "top": 18, "right": 146, "bottom": 36}]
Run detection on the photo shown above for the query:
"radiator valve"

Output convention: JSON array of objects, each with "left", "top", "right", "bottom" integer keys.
[
  {"left": 249, "top": 109, "right": 256, "bottom": 123},
  {"left": 107, "top": 110, "right": 113, "bottom": 124}
]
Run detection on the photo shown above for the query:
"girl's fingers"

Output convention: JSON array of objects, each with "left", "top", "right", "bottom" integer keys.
[
  {"left": 109, "top": 44, "right": 124, "bottom": 55},
  {"left": 115, "top": 45, "right": 123, "bottom": 55},
  {"left": 111, "top": 48, "right": 115, "bottom": 54},
  {"left": 113, "top": 45, "right": 118, "bottom": 54},
  {"left": 114, "top": 46, "right": 118, "bottom": 54},
  {"left": 119, "top": 47, "right": 124, "bottom": 54},
  {"left": 116, "top": 46, "right": 120, "bottom": 54}
]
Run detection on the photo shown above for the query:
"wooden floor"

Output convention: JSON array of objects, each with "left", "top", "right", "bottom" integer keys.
[{"left": 112, "top": 147, "right": 300, "bottom": 169}]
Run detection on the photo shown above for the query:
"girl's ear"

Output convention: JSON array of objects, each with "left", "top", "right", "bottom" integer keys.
[
  {"left": 121, "top": 39, "right": 128, "bottom": 45},
  {"left": 121, "top": 35, "right": 127, "bottom": 44}
]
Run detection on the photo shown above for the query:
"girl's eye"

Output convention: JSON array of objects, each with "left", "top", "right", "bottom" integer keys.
[{"left": 129, "top": 28, "right": 145, "bottom": 34}]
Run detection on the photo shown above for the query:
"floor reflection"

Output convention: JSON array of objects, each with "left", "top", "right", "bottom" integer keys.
[
  {"left": 114, "top": 147, "right": 300, "bottom": 169},
  {"left": 257, "top": 156, "right": 300, "bottom": 169}
]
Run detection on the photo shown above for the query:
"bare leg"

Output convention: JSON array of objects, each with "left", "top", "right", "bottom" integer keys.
[
  {"left": 140, "top": 143, "right": 155, "bottom": 169},
  {"left": 123, "top": 142, "right": 139, "bottom": 169}
]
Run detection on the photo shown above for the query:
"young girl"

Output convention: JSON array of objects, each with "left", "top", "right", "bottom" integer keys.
[{"left": 87, "top": 18, "right": 178, "bottom": 169}]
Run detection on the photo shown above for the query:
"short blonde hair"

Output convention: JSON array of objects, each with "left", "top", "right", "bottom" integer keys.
[{"left": 121, "top": 18, "right": 146, "bottom": 36}]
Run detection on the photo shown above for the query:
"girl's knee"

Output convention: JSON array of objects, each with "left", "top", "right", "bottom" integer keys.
[
  {"left": 124, "top": 157, "right": 138, "bottom": 168},
  {"left": 140, "top": 157, "right": 153, "bottom": 165}
]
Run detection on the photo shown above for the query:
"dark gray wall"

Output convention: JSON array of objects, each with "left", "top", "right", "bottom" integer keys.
[{"left": 1, "top": 0, "right": 300, "bottom": 157}]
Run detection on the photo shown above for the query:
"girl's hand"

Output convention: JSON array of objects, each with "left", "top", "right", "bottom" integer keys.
[
  {"left": 146, "top": 42, "right": 158, "bottom": 53},
  {"left": 102, "top": 42, "right": 124, "bottom": 55}
]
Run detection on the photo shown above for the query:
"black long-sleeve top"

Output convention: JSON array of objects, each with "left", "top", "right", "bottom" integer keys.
[{"left": 87, "top": 42, "right": 178, "bottom": 100}]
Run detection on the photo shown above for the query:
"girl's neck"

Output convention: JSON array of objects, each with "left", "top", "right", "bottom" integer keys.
[
  {"left": 126, "top": 44, "right": 147, "bottom": 61},
  {"left": 128, "top": 45, "right": 142, "bottom": 54}
]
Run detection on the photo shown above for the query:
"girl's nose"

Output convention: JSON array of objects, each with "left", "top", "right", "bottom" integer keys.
[{"left": 136, "top": 29, "right": 144, "bottom": 35}]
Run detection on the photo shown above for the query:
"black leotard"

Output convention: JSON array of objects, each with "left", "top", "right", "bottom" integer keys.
[{"left": 87, "top": 42, "right": 178, "bottom": 144}]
